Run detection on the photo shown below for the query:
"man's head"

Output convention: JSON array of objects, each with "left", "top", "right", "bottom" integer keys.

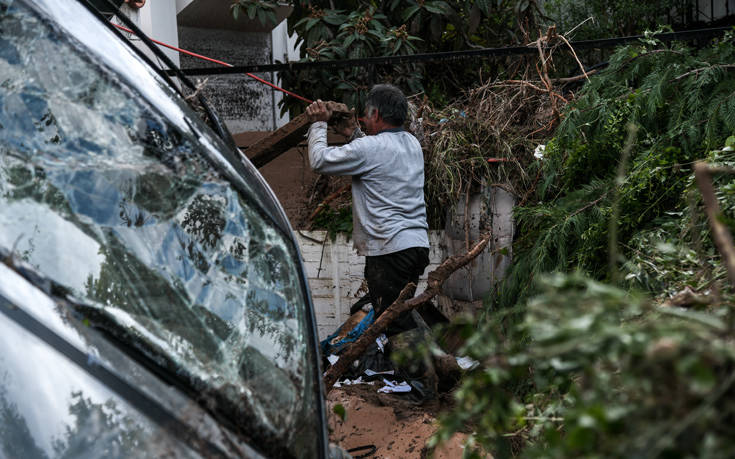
[{"left": 363, "top": 84, "right": 407, "bottom": 135}]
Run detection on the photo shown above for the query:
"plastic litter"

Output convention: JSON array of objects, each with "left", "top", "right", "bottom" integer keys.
[
  {"left": 377, "top": 378, "right": 411, "bottom": 393},
  {"left": 375, "top": 333, "right": 388, "bottom": 353},
  {"left": 364, "top": 369, "right": 394, "bottom": 377},
  {"left": 455, "top": 356, "right": 480, "bottom": 370}
]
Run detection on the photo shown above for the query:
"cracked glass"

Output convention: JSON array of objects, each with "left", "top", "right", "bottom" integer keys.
[{"left": 0, "top": 2, "right": 319, "bottom": 457}]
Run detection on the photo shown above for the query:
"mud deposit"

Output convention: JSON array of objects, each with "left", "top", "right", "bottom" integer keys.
[{"left": 327, "top": 385, "right": 477, "bottom": 458}]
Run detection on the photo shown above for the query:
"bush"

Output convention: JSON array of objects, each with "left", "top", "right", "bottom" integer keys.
[{"left": 434, "top": 273, "right": 735, "bottom": 458}]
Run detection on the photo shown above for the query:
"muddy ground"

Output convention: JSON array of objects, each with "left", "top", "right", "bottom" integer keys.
[{"left": 326, "top": 384, "right": 481, "bottom": 458}]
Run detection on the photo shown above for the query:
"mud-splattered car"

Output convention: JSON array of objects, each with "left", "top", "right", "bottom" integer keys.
[{"left": 0, "top": 0, "right": 331, "bottom": 457}]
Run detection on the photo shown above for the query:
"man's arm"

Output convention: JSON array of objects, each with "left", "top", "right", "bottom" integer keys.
[
  {"left": 307, "top": 122, "right": 371, "bottom": 175},
  {"left": 306, "top": 100, "right": 372, "bottom": 176}
]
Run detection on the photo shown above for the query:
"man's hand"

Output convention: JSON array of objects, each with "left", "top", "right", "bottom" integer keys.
[
  {"left": 327, "top": 102, "right": 357, "bottom": 138},
  {"left": 124, "top": 0, "right": 146, "bottom": 8},
  {"left": 306, "top": 99, "right": 332, "bottom": 123}
]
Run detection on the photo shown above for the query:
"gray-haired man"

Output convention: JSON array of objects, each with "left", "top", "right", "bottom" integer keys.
[{"left": 306, "top": 84, "right": 430, "bottom": 335}]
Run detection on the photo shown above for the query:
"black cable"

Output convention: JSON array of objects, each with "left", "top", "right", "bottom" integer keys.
[
  {"left": 347, "top": 444, "right": 377, "bottom": 458},
  {"left": 171, "top": 25, "right": 733, "bottom": 77}
]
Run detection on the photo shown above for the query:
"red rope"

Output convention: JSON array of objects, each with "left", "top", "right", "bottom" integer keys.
[{"left": 111, "top": 23, "right": 313, "bottom": 104}]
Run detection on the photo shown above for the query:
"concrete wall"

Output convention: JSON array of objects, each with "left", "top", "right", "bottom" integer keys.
[
  {"left": 443, "top": 186, "right": 515, "bottom": 302},
  {"left": 178, "top": 26, "right": 277, "bottom": 132}
]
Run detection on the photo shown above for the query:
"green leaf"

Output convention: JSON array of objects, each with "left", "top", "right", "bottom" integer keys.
[
  {"left": 333, "top": 404, "right": 346, "bottom": 421},
  {"left": 301, "top": 17, "right": 316, "bottom": 31},
  {"left": 323, "top": 14, "right": 348, "bottom": 25},
  {"left": 726, "top": 135, "right": 735, "bottom": 148},
  {"left": 293, "top": 16, "right": 311, "bottom": 28},
  {"left": 247, "top": 3, "right": 257, "bottom": 19},
  {"left": 232, "top": 4, "right": 240, "bottom": 20},
  {"left": 402, "top": 5, "right": 421, "bottom": 21},
  {"left": 658, "top": 307, "right": 727, "bottom": 331},
  {"left": 424, "top": 2, "right": 448, "bottom": 15},
  {"left": 343, "top": 34, "right": 356, "bottom": 49}
]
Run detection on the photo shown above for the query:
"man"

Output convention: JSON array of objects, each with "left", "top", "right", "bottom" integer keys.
[{"left": 306, "top": 84, "right": 429, "bottom": 335}]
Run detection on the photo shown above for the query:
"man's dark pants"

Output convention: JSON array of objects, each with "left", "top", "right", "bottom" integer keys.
[{"left": 356, "top": 247, "right": 430, "bottom": 336}]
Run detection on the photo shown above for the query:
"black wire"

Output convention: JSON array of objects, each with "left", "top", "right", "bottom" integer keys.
[
  {"left": 347, "top": 444, "right": 377, "bottom": 458},
  {"left": 171, "top": 25, "right": 733, "bottom": 77}
]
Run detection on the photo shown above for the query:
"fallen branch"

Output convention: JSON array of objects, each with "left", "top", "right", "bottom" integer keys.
[
  {"left": 553, "top": 68, "right": 598, "bottom": 84},
  {"left": 694, "top": 162, "right": 735, "bottom": 288},
  {"left": 308, "top": 183, "right": 350, "bottom": 221},
  {"left": 323, "top": 233, "right": 492, "bottom": 391},
  {"left": 557, "top": 33, "right": 589, "bottom": 82}
]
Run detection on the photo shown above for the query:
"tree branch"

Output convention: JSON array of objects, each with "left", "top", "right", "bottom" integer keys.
[
  {"left": 323, "top": 233, "right": 492, "bottom": 391},
  {"left": 694, "top": 162, "right": 735, "bottom": 288}
]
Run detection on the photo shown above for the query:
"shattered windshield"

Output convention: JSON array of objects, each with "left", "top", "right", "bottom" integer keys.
[{"left": 0, "top": 2, "right": 319, "bottom": 457}]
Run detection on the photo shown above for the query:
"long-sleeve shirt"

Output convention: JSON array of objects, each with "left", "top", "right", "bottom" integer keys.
[{"left": 307, "top": 121, "right": 429, "bottom": 256}]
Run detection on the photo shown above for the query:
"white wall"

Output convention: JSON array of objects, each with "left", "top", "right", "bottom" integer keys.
[
  {"left": 296, "top": 231, "right": 445, "bottom": 340},
  {"left": 114, "top": 1, "right": 179, "bottom": 67},
  {"left": 271, "top": 20, "right": 302, "bottom": 128}
]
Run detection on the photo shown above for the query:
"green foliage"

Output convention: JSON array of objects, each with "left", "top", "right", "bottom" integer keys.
[
  {"left": 275, "top": 0, "right": 545, "bottom": 114},
  {"left": 496, "top": 35, "right": 735, "bottom": 310},
  {"left": 230, "top": 0, "right": 278, "bottom": 26},
  {"left": 435, "top": 273, "right": 735, "bottom": 457},
  {"left": 431, "top": 34, "right": 735, "bottom": 457},
  {"left": 311, "top": 204, "right": 353, "bottom": 241}
]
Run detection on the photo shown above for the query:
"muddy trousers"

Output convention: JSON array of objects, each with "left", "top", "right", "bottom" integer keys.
[{"left": 360, "top": 247, "right": 430, "bottom": 336}]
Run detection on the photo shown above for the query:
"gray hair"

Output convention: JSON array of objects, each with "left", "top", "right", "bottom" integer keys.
[{"left": 365, "top": 84, "right": 408, "bottom": 126}]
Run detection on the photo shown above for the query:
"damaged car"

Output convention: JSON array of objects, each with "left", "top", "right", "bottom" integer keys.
[{"left": 0, "top": 0, "right": 332, "bottom": 457}]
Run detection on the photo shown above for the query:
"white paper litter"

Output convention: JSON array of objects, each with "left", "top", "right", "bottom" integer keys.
[
  {"left": 455, "top": 356, "right": 480, "bottom": 370},
  {"left": 377, "top": 378, "right": 412, "bottom": 393},
  {"left": 327, "top": 354, "right": 339, "bottom": 366},
  {"left": 376, "top": 333, "right": 388, "bottom": 353},
  {"left": 334, "top": 376, "right": 378, "bottom": 388},
  {"left": 364, "top": 369, "right": 395, "bottom": 377}
]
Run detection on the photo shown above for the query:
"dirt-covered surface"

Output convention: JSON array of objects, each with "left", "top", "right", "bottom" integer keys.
[{"left": 326, "top": 384, "right": 482, "bottom": 458}]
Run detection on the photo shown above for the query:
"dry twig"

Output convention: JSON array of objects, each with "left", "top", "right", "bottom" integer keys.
[{"left": 308, "top": 183, "right": 350, "bottom": 221}]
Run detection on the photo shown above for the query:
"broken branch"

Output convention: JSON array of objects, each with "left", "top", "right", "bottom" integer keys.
[
  {"left": 323, "top": 233, "right": 492, "bottom": 391},
  {"left": 308, "top": 183, "right": 351, "bottom": 221},
  {"left": 694, "top": 162, "right": 735, "bottom": 288}
]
